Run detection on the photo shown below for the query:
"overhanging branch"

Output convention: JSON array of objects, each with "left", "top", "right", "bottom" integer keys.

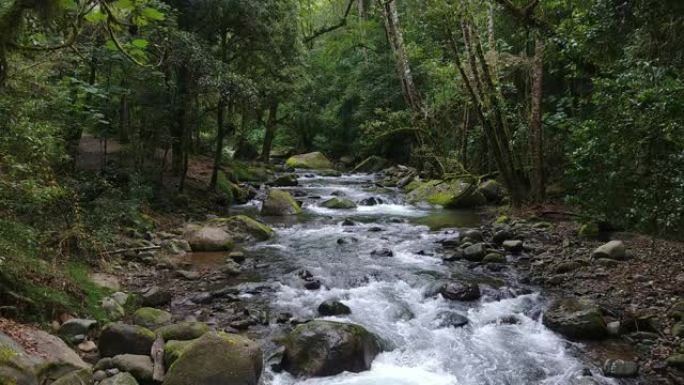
[{"left": 303, "top": 0, "right": 356, "bottom": 43}]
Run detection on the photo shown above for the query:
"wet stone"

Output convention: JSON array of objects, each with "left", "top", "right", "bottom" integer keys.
[{"left": 370, "top": 248, "right": 394, "bottom": 257}]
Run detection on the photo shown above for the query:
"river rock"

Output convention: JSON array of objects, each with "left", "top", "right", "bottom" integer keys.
[
  {"left": 58, "top": 319, "right": 98, "bottom": 345},
  {"left": 359, "top": 197, "right": 383, "bottom": 206},
  {"left": 111, "top": 354, "right": 153, "bottom": 382},
  {"left": 353, "top": 156, "right": 387, "bottom": 173},
  {"left": 98, "top": 323, "right": 155, "bottom": 357},
  {"left": 163, "top": 340, "right": 193, "bottom": 367},
  {"left": 407, "top": 179, "right": 486, "bottom": 208},
  {"left": 321, "top": 197, "right": 357, "bottom": 209},
  {"left": 463, "top": 243, "right": 486, "bottom": 261},
  {"left": 463, "top": 229, "right": 483, "bottom": 242},
  {"left": 370, "top": 248, "right": 393, "bottom": 257},
  {"left": 270, "top": 173, "right": 298, "bottom": 187},
  {"left": 183, "top": 225, "right": 234, "bottom": 251},
  {"left": 100, "top": 372, "right": 139, "bottom": 385},
  {"left": 51, "top": 368, "right": 92, "bottom": 385},
  {"left": 483, "top": 252, "right": 505, "bottom": 264},
  {"left": 437, "top": 311, "right": 469, "bottom": 328},
  {"left": 318, "top": 300, "right": 351, "bottom": 316},
  {"left": 132, "top": 307, "right": 172, "bottom": 329},
  {"left": 590, "top": 240, "right": 626, "bottom": 260},
  {"left": 603, "top": 359, "right": 638, "bottom": 378},
  {"left": 162, "top": 332, "right": 263, "bottom": 385},
  {"left": 543, "top": 297, "right": 607, "bottom": 340},
  {"left": 261, "top": 189, "right": 302, "bottom": 216},
  {"left": 156, "top": 322, "right": 210, "bottom": 341},
  {"left": 281, "top": 320, "right": 382, "bottom": 377},
  {"left": 285, "top": 152, "right": 333, "bottom": 170},
  {"left": 492, "top": 229, "right": 513, "bottom": 245},
  {"left": 141, "top": 286, "right": 172, "bottom": 307},
  {"left": 212, "top": 215, "right": 274, "bottom": 241},
  {"left": 439, "top": 282, "right": 481, "bottom": 301},
  {"left": 101, "top": 297, "right": 125, "bottom": 320},
  {"left": 502, "top": 240, "right": 523, "bottom": 253}
]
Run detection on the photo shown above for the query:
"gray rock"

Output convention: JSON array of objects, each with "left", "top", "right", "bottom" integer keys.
[
  {"left": 543, "top": 297, "right": 607, "bottom": 340},
  {"left": 321, "top": 197, "right": 357, "bottom": 209},
  {"left": 591, "top": 240, "right": 626, "bottom": 260},
  {"left": 100, "top": 372, "right": 139, "bottom": 385},
  {"left": 492, "top": 229, "right": 513, "bottom": 245},
  {"left": 439, "top": 282, "right": 481, "bottom": 301},
  {"left": 51, "top": 368, "right": 92, "bottom": 385},
  {"left": 281, "top": 320, "right": 381, "bottom": 377},
  {"left": 98, "top": 323, "right": 155, "bottom": 357},
  {"left": 463, "top": 243, "right": 485, "bottom": 261},
  {"left": 141, "top": 286, "right": 172, "bottom": 307},
  {"left": 111, "top": 354, "right": 153, "bottom": 382},
  {"left": 156, "top": 322, "right": 210, "bottom": 341},
  {"left": 58, "top": 319, "right": 98, "bottom": 345},
  {"left": 463, "top": 229, "right": 483, "bottom": 241},
  {"left": 270, "top": 173, "right": 299, "bottom": 187},
  {"left": 162, "top": 332, "right": 262, "bottom": 385},
  {"left": 318, "top": 300, "right": 351, "bottom": 316},
  {"left": 437, "top": 312, "right": 469, "bottom": 328},
  {"left": 603, "top": 359, "right": 638, "bottom": 378},
  {"left": 131, "top": 307, "right": 172, "bottom": 329},
  {"left": 502, "top": 240, "right": 523, "bottom": 253},
  {"left": 93, "top": 370, "right": 107, "bottom": 382},
  {"left": 183, "top": 225, "right": 234, "bottom": 252},
  {"left": 370, "top": 248, "right": 393, "bottom": 257}
]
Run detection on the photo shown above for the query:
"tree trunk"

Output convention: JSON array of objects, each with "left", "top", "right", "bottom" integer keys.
[
  {"left": 378, "top": 0, "right": 422, "bottom": 114},
  {"left": 530, "top": 35, "right": 544, "bottom": 201},
  {"left": 209, "top": 97, "right": 226, "bottom": 190},
  {"left": 172, "top": 66, "right": 189, "bottom": 176},
  {"left": 118, "top": 78, "right": 129, "bottom": 143},
  {"left": 260, "top": 100, "right": 279, "bottom": 162}
]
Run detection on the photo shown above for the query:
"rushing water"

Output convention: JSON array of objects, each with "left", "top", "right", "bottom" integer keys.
[{"left": 235, "top": 171, "right": 619, "bottom": 385}]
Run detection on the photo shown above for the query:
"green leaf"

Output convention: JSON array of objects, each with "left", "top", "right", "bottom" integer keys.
[
  {"left": 141, "top": 7, "right": 165, "bottom": 21},
  {"left": 131, "top": 39, "right": 149, "bottom": 48},
  {"left": 85, "top": 10, "right": 107, "bottom": 23},
  {"left": 112, "top": 0, "right": 133, "bottom": 11},
  {"left": 105, "top": 40, "right": 117, "bottom": 50}
]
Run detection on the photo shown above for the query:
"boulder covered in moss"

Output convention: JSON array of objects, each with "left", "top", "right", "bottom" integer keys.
[
  {"left": 285, "top": 152, "right": 333, "bottom": 170},
  {"left": 476, "top": 179, "right": 504, "bottom": 203},
  {"left": 162, "top": 332, "right": 262, "bottom": 385},
  {"left": 353, "top": 156, "right": 388, "bottom": 173},
  {"left": 211, "top": 215, "right": 274, "bottom": 241},
  {"left": 0, "top": 332, "right": 40, "bottom": 385},
  {"left": 98, "top": 323, "right": 156, "bottom": 357},
  {"left": 131, "top": 307, "right": 172, "bottom": 329},
  {"left": 228, "top": 161, "right": 274, "bottom": 183},
  {"left": 320, "top": 197, "right": 357, "bottom": 209},
  {"left": 407, "top": 179, "right": 486, "bottom": 208},
  {"left": 183, "top": 225, "right": 234, "bottom": 252},
  {"left": 156, "top": 322, "right": 210, "bottom": 342},
  {"left": 261, "top": 190, "right": 302, "bottom": 216},
  {"left": 543, "top": 297, "right": 607, "bottom": 340},
  {"left": 280, "top": 320, "right": 382, "bottom": 378}
]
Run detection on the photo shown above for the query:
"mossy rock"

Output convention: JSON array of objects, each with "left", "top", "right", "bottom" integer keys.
[
  {"left": 353, "top": 156, "right": 387, "bottom": 173},
  {"left": 495, "top": 215, "right": 511, "bottom": 224},
  {"left": 163, "top": 340, "right": 194, "bottom": 367},
  {"left": 320, "top": 197, "right": 357, "bottom": 209},
  {"left": 281, "top": 320, "right": 382, "bottom": 378},
  {"left": 100, "top": 372, "right": 139, "bottom": 385},
  {"left": 211, "top": 215, "right": 274, "bottom": 241},
  {"left": 0, "top": 333, "right": 39, "bottom": 385},
  {"left": 285, "top": 152, "right": 333, "bottom": 170},
  {"left": 98, "top": 323, "right": 156, "bottom": 357},
  {"left": 542, "top": 297, "right": 607, "bottom": 340},
  {"left": 228, "top": 161, "right": 274, "bottom": 183},
  {"left": 156, "top": 322, "right": 210, "bottom": 342},
  {"left": 261, "top": 190, "right": 302, "bottom": 216},
  {"left": 476, "top": 180, "right": 504, "bottom": 203},
  {"left": 407, "top": 179, "right": 486, "bottom": 208},
  {"left": 403, "top": 179, "right": 422, "bottom": 192},
  {"left": 132, "top": 307, "right": 172, "bottom": 329},
  {"left": 51, "top": 368, "right": 92, "bottom": 385},
  {"left": 578, "top": 222, "right": 600, "bottom": 238},
  {"left": 216, "top": 171, "right": 234, "bottom": 205},
  {"left": 162, "top": 332, "right": 262, "bottom": 385},
  {"left": 482, "top": 253, "right": 505, "bottom": 264}
]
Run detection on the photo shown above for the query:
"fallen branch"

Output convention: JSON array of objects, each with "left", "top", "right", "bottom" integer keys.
[{"left": 108, "top": 245, "right": 161, "bottom": 255}]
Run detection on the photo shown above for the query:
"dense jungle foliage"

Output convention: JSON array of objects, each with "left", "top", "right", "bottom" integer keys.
[{"left": 0, "top": 0, "right": 683, "bottom": 317}]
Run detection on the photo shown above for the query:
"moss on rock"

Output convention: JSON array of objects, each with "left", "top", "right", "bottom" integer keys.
[
  {"left": 285, "top": 152, "right": 333, "bottom": 170},
  {"left": 132, "top": 307, "right": 172, "bottom": 329},
  {"left": 261, "top": 190, "right": 302, "bottom": 216},
  {"left": 407, "top": 180, "right": 486, "bottom": 208}
]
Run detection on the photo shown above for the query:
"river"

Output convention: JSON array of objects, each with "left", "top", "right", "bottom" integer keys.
[{"left": 229, "top": 170, "right": 619, "bottom": 385}]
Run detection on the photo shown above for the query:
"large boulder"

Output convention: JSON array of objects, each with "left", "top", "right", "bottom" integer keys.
[
  {"left": 51, "top": 368, "right": 92, "bottom": 385},
  {"left": 407, "top": 179, "right": 486, "bottom": 208},
  {"left": 285, "top": 152, "right": 333, "bottom": 170},
  {"left": 183, "top": 225, "right": 234, "bottom": 252},
  {"left": 269, "top": 173, "right": 299, "bottom": 187},
  {"left": 25, "top": 330, "right": 90, "bottom": 384},
  {"left": 476, "top": 179, "right": 504, "bottom": 203},
  {"left": 156, "top": 322, "right": 210, "bottom": 341},
  {"left": 163, "top": 332, "right": 262, "bottom": 385},
  {"left": 590, "top": 240, "right": 626, "bottom": 260},
  {"left": 261, "top": 190, "right": 302, "bottom": 216},
  {"left": 353, "top": 156, "right": 388, "bottom": 173},
  {"left": 131, "top": 307, "right": 172, "bottom": 329},
  {"left": 543, "top": 297, "right": 607, "bottom": 340},
  {"left": 98, "top": 323, "right": 156, "bottom": 357},
  {"left": 57, "top": 319, "right": 98, "bottom": 345},
  {"left": 439, "top": 282, "right": 481, "bottom": 301},
  {"left": 0, "top": 332, "right": 39, "bottom": 385},
  {"left": 320, "top": 197, "right": 357, "bottom": 209},
  {"left": 280, "top": 320, "right": 382, "bottom": 378},
  {"left": 210, "top": 215, "right": 273, "bottom": 241},
  {"left": 111, "top": 354, "right": 153, "bottom": 383}
]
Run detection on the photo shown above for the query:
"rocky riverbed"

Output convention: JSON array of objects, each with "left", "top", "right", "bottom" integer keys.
[{"left": 2, "top": 156, "right": 683, "bottom": 385}]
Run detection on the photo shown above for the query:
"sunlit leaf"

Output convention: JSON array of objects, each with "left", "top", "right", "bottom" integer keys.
[
  {"left": 141, "top": 7, "right": 165, "bottom": 21},
  {"left": 131, "top": 39, "right": 149, "bottom": 48}
]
